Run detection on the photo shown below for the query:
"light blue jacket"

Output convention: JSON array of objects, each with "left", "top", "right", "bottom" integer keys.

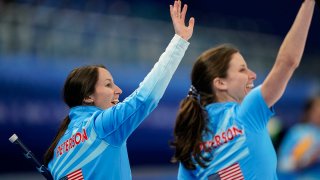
[{"left": 48, "top": 34, "right": 189, "bottom": 180}]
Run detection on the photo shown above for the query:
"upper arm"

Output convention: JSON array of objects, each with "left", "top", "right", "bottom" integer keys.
[
  {"left": 94, "top": 90, "right": 157, "bottom": 146},
  {"left": 260, "top": 0, "right": 315, "bottom": 107},
  {"left": 261, "top": 59, "right": 297, "bottom": 107}
]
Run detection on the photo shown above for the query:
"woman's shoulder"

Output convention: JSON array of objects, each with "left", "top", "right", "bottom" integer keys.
[{"left": 206, "top": 102, "right": 237, "bottom": 112}]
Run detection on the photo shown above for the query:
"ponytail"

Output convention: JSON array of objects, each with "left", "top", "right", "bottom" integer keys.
[
  {"left": 44, "top": 116, "right": 71, "bottom": 166},
  {"left": 171, "top": 45, "right": 237, "bottom": 169},
  {"left": 171, "top": 95, "right": 210, "bottom": 170}
]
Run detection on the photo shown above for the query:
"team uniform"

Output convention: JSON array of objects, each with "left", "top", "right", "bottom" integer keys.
[
  {"left": 278, "top": 123, "right": 320, "bottom": 178},
  {"left": 178, "top": 86, "right": 277, "bottom": 179},
  {"left": 48, "top": 35, "right": 189, "bottom": 180}
]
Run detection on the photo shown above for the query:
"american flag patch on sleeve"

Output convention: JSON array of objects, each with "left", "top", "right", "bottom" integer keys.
[
  {"left": 208, "top": 163, "right": 244, "bottom": 180},
  {"left": 59, "top": 169, "right": 84, "bottom": 180}
]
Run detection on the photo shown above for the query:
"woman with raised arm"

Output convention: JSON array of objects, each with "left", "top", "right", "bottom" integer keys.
[
  {"left": 43, "top": 1, "right": 194, "bottom": 179},
  {"left": 171, "top": 0, "right": 315, "bottom": 179}
]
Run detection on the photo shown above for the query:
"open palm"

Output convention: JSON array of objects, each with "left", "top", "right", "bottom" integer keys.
[{"left": 170, "top": 1, "right": 195, "bottom": 41}]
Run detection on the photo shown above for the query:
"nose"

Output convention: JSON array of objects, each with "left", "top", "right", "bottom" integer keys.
[
  {"left": 115, "top": 84, "right": 122, "bottom": 95},
  {"left": 248, "top": 69, "right": 257, "bottom": 80}
]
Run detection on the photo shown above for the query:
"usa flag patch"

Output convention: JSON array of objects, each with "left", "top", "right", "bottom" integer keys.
[
  {"left": 59, "top": 169, "right": 84, "bottom": 180},
  {"left": 208, "top": 163, "right": 244, "bottom": 180}
]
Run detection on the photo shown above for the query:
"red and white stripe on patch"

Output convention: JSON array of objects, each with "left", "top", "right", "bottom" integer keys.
[
  {"left": 218, "top": 163, "right": 244, "bottom": 180},
  {"left": 67, "top": 169, "right": 84, "bottom": 180}
]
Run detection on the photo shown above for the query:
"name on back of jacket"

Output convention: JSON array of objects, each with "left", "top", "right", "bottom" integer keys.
[
  {"left": 200, "top": 126, "right": 244, "bottom": 151},
  {"left": 56, "top": 129, "right": 88, "bottom": 157}
]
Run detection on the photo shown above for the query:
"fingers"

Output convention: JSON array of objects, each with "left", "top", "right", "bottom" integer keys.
[
  {"left": 170, "top": 1, "right": 181, "bottom": 19},
  {"left": 188, "top": 17, "right": 195, "bottom": 30},
  {"left": 170, "top": 5, "right": 174, "bottom": 18},
  {"left": 177, "top": 0, "right": 181, "bottom": 18},
  {"left": 169, "top": 0, "right": 194, "bottom": 41},
  {"left": 181, "top": 4, "right": 187, "bottom": 21}
]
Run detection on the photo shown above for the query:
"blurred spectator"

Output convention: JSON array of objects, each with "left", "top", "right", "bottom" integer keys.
[
  {"left": 267, "top": 116, "right": 284, "bottom": 152},
  {"left": 278, "top": 96, "right": 320, "bottom": 179}
]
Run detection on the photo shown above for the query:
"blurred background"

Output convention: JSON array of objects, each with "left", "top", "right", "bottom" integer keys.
[{"left": 0, "top": 0, "right": 319, "bottom": 179}]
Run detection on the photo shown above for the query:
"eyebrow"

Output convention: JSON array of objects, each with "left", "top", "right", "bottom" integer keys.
[{"left": 104, "top": 79, "right": 113, "bottom": 82}]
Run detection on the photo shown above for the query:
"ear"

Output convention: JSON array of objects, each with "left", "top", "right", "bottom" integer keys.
[
  {"left": 83, "top": 96, "right": 94, "bottom": 104},
  {"left": 212, "top": 77, "right": 227, "bottom": 91}
]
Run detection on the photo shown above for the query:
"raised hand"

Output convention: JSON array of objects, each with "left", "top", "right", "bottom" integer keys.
[{"left": 170, "top": 0, "right": 195, "bottom": 41}]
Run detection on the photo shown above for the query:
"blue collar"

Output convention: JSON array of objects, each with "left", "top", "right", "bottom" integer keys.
[{"left": 69, "top": 105, "right": 102, "bottom": 121}]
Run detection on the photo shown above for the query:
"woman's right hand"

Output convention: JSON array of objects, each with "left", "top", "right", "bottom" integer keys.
[{"left": 170, "top": 0, "right": 195, "bottom": 41}]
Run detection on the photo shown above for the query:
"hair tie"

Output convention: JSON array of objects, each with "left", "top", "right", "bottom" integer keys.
[{"left": 188, "top": 85, "right": 199, "bottom": 98}]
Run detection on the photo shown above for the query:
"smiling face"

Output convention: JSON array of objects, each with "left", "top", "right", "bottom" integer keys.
[
  {"left": 87, "top": 68, "right": 122, "bottom": 110},
  {"left": 218, "top": 52, "right": 256, "bottom": 102}
]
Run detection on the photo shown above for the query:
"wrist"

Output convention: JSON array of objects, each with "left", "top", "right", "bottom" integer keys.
[{"left": 175, "top": 34, "right": 189, "bottom": 42}]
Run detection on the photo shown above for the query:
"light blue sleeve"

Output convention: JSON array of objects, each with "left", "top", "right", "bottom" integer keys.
[
  {"left": 94, "top": 35, "right": 189, "bottom": 146},
  {"left": 237, "top": 85, "right": 275, "bottom": 131}
]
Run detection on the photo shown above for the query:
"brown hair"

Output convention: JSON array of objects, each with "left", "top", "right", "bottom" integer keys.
[
  {"left": 171, "top": 44, "right": 239, "bottom": 169},
  {"left": 44, "top": 65, "right": 106, "bottom": 166}
]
